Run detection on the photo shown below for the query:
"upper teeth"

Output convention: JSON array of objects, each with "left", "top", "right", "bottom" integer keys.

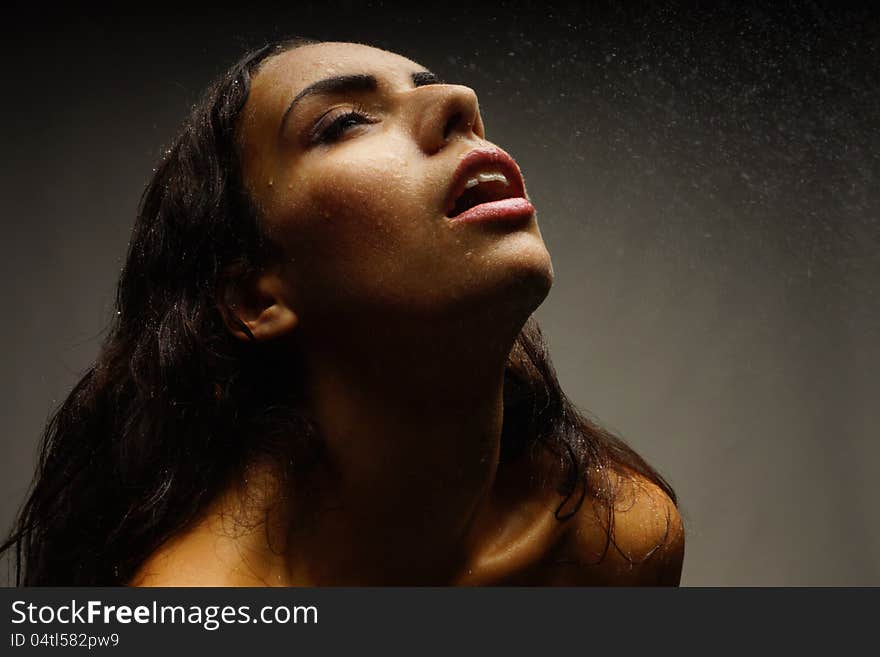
[{"left": 464, "top": 171, "right": 509, "bottom": 189}]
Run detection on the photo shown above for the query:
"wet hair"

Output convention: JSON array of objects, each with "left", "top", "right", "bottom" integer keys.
[{"left": 2, "top": 38, "right": 676, "bottom": 585}]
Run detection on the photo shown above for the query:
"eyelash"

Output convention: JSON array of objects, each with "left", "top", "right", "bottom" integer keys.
[{"left": 312, "top": 103, "right": 376, "bottom": 144}]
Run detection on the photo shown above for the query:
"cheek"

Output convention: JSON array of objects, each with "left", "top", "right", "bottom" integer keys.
[
  {"left": 270, "top": 143, "right": 444, "bottom": 314},
  {"left": 310, "top": 151, "right": 417, "bottom": 241},
  {"left": 298, "top": 133, "right": 439, "bottom": 245}
]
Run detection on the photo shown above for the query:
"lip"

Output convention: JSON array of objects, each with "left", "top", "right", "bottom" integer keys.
[
  {"left": 448, "top": 197, "right": 535, "bottom": 225},
  {"left": 444, "top": 146, "right": 532, "bottom": 223}
]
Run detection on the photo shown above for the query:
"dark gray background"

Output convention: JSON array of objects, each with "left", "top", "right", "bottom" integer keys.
[{"left": 2, "top": 1, "right": 878, "bottom": 585}]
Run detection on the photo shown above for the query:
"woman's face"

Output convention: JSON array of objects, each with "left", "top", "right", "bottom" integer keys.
[{"left": 238, "top": 42, "right": 553, "bottom": 335}]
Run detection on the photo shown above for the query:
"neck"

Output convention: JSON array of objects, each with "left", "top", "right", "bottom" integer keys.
[{"left": 215, "top": 305, "right": 528, "bottom": 585}]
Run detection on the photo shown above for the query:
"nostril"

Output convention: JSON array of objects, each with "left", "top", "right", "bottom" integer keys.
[{"left": 443, "top": 111, "right": 464, "bottom": 140}]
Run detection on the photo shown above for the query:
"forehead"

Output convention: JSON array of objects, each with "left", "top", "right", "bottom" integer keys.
[{"left": 246, "top": 42, "right": 423, "bottom": 122}]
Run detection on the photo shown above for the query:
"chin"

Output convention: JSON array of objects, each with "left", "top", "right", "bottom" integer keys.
[
  {"left": 516, "top": 248, "right": 555, "bottom": 311},
  {"left": 489, "top": 234, "right": 555, "bottom": 318},
  {"left": 507, "top": 227, "right": 554, "bottom": 281}
]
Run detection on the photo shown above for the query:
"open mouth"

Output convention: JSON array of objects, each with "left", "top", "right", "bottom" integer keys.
[
  {"left": 445, "top": 148, "right": 527, "bottom": 219},
  {"left": 448, "top": 172, "right": 518, "bottom": 217}
]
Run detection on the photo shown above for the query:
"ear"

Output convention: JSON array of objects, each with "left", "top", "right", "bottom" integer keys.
[{"left": 217, "top": 264, "right": 298, "bottom": 343}]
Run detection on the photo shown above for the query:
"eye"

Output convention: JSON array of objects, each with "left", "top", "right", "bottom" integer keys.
[{"left": 311, "top": 104, "right": 376, "bottom": 145}]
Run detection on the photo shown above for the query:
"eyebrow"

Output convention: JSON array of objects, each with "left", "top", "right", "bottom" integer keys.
[{"left": 278, "top": 70, "right": 443, "bottom": 135}]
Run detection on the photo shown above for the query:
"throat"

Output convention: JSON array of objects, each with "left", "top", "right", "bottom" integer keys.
[{"left": 281, "top": 355, "right": 508, "bottom": 584}]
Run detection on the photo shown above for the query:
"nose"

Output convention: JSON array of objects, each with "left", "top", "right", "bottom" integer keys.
[{"left": 409, "top": 84, "right": 484, "bottom": 154}]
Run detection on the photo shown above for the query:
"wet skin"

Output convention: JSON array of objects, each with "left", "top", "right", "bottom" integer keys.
[
  {"left": 131, "top": 42, "right": 683, "bottom": 586},
  {"left": 236, "top": 41, "right": 554, "bottom": 333}
]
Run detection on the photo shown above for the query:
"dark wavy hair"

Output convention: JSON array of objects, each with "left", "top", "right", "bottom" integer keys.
[{"left": 2, "top": 38, "right": 676, "bottom": 585}]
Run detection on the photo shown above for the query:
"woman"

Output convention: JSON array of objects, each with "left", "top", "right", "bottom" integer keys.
[{"left": 3, "top": 38, "right": 684, "bottom": 586}]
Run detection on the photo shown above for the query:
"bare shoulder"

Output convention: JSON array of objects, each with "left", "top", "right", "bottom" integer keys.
[
  {"left": 127, "top": 537, "right": 228, "bottom": 587},
  {"left": 550, "top": 468, "right": 685, "bottom": 585},
  {"left": 127, "top": 522, "right": 259, "bottom": 587}
]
